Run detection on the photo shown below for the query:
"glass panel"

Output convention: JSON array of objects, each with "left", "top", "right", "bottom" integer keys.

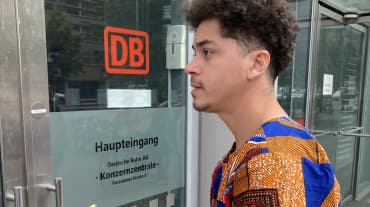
[
  {"left": 278, "top": 0, "right": 312, "bottom": 126},
  {"left": 44, "top": 0, "right": 187, "bottom": 206},
  {"left": 355, "top": 31, "right": 370, "bottom": 204},
  {"left": 312, "top": 14, "right": 365, "bottom": 201},
  {"left": 46, "top": 0, "right": 186, "bottom": 111}
]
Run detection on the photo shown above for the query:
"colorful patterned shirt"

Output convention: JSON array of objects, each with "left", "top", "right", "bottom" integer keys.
[{"left": 210, "top": 117, "right": 341, "bottom": 207}]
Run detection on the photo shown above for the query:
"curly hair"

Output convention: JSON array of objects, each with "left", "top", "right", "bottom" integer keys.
[{"left": 183, "top": 0, "right": 299, "bottom": 80}]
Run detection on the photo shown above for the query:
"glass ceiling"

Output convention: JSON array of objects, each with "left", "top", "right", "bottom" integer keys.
[{"left": 321, "top": 0, "right": 370, "bottom": 14}]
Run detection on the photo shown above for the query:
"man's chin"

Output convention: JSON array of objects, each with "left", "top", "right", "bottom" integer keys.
[{"left": 193, "top": 102, "right": 212, "bottom": 112}]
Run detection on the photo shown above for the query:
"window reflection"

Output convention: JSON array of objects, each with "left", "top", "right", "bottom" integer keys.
[
  {"left": 278, "top": 0, "right": 312, "bottom": 125},
  {"left": 45, "top": 0, "right": 186, "bottom": 112},
  {"left": 313, "top": 15, "right": 365, "bottom": 200}
]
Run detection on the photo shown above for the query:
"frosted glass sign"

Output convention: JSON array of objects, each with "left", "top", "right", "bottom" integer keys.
[{"left": 50, "top": 108, "right": 185, "bottom": 207}]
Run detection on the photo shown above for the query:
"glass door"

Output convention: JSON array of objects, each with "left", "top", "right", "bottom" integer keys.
[
  {"left": 45, "top": 0, "right": 188, "bottom": 206},
  {"left": 311, "top": 6, "right": 367, "bottom": 205},
  {"left": 355, "top": 25, "right": 370, "bottom": 205},
  {"left": 1, "top": 0, "right": 188, "bottom": 207}
]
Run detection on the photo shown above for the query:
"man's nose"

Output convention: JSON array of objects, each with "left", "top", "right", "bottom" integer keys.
[{"left": 185, "top": 59, "right": 200, "bottom": 75}]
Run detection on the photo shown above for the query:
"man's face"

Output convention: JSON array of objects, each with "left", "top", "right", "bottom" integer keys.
[{"left": 185, "top": 19, "right": 251, "bottom": 112}]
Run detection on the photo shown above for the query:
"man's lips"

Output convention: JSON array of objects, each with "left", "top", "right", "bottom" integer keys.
[
  {"left": 191, "top": 82, "right": 202, "bottom": 88},
  {"left": 191, "top": 78, "right": 203, "bottom": 89},
  {"left": 190, "top": 81, "right": 204, "bottom": 98}
]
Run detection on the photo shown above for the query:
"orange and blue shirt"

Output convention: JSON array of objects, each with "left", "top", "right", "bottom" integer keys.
[{"left": 211, "top": 117, "right": 341, "bottom": 207}]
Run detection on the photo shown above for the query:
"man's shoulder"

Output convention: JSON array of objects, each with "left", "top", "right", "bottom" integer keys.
[{"left": 262, "top": 117, "right": 314, "bottom": 140}]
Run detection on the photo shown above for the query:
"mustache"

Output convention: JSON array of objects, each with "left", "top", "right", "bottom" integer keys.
[{"left": 191, "top": 78, "right": 204, "bottom": 88}]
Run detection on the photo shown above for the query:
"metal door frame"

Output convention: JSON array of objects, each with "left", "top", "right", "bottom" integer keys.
[
  {"left": 0, "top": 0, "right": 58, "bottom": 207},
  {"left": 307, "top": 1, "right": 370, "bottom": 205}
]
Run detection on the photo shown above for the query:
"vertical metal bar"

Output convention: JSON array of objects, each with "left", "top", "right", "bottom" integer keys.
[
  {"left": 168, "top": 70, "right": 172, "bottom": 107},
  {"left": 41, "top": 177, "right": 64, "bottom": 207},
  {"left": 5, "top": 187, "right": 24, "bottom": 207},
  {"left": 0, "top": 116, "right": 4, "bottom": 207},
  {"left": 14, "top": 0, "right": 53, "bottom": 206},
  {"left": 54, "top": 178, "right": 63, "bottom": 207},
  {"left": 305, "top": 0, "right": 320, "bottom": 129},
  {"left": 0, "top": 0, "right": 28, "bottom": 206},
  {"left": 186, "top": 29, "right": 199, "bottom": 207},
  {"left": 356, "top": 25, "right": 369, "bottom": 127},
  {"left": 289, "top": 1, "right": 298, "bottom": 117},
  {"left": 14, "top": 0, "right": 35, "bottom": 204},
  {"left": 13, "top": 186, "right": 24, "bottom": 207}
]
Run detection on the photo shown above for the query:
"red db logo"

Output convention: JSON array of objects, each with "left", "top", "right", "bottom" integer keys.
[{"left": 104, "top": 26, "right": 149, "bottom": 75}]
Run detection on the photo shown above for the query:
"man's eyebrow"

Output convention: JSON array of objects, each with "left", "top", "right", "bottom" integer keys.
[{"left": 193, "top": 39, "right": 215, "bottom": 49}]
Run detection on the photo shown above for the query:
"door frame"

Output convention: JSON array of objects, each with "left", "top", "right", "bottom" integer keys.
[
  {"left": 0, "top": 0, "right": 54, "bottom": 206},
  {"left": 307, "top": 1, "right": 369, "bottom": 205}
]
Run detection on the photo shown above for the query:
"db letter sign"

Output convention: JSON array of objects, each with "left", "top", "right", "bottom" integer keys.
[{"left": 104, "top": 26, "right": 150, "bottom": 75}]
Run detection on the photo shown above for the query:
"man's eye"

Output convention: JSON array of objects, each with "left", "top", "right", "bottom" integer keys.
[{"left": 203, "top": 49, "right": 212, "bottom": 57}]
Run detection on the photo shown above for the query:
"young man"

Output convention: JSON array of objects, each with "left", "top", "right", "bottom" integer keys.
[{"left": 184, "top": 0, "right": 341, "bottom": 206}]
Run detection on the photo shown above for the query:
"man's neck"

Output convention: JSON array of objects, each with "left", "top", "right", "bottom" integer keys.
[{"left": 217, "top": 87, "right": 288, "bottom": 151}]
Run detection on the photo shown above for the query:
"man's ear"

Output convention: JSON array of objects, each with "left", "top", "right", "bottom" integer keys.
[{"left": 245, "top": 50, "right": 270, "bottom": 80}]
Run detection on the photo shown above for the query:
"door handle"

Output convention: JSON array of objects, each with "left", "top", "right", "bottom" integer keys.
[
  {"left": 337, "top": 127, "right": 363, "bottom": 133},
  {"left": 313, "top": 127, "right": 366, "bottom": 137},
  {"left": 335, "top": 127, "right": 370, "bottom": 137},
  {"left": 47, "top": 177, "right": 63, "bottom": 207},
  {"left": 312, "top": 130, "right": 332, "bottom": 137},
  {"left": 39, "top": 177, "right": 63, "bottom": 207},
  {"left": 5, "top": 186, "right": 24, "bottom": 207},
  {"left": 336, "top": 131, "right": 370, "bottom": 137}
]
